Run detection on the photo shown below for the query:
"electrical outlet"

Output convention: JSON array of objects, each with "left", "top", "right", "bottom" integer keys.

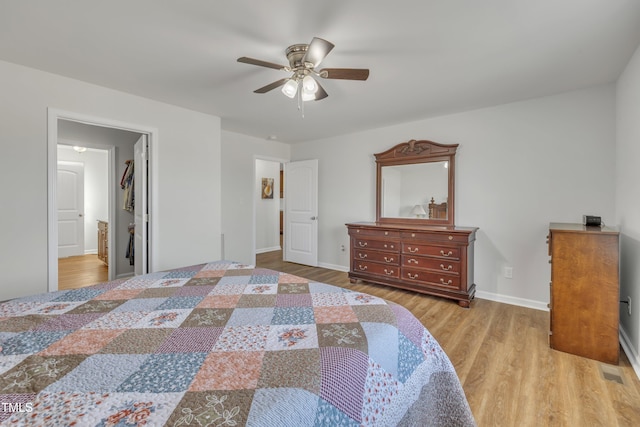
[
  {"left": 340, "top": 244, "right": 345, "bottom": 252},
  {"left": 628, "top": 296, "right": 632, "bottom": 316},
  {"left": 504, "top": 266, "right": 513, "bottom": 279}
]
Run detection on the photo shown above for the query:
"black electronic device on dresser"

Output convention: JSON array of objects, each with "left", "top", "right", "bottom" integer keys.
[{"left": 346, "top": 139, "right": 479, "bottom": 307}]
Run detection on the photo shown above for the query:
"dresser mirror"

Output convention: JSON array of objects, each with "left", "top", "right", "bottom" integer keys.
[{"left": 375, "top": 139, "right": 458, "bottom": 226}]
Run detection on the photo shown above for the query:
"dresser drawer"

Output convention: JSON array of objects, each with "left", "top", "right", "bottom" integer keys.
[
  {"left": 351, "top": 228, "right": 400, "bottom": 239},
  {"left": 402, "top": 268, "right": 461, "bottom": 290},
  {"left": 354, "top": 238, "right": 399, "bottom": 252},
  {"left": 401, "top": 231, "right": 469, "bottom": 244},
  {"left": 354, "top": 249, "right": 399, "bottom": 265},
  {"left": 402, "top": 243, "right": 460, "bottom": 259},
  {"left": 401, "top": 255, "right": 460, "bottom": 273},
  {"left": 352, "top": 260, "right": 399, "bottom": 278}
]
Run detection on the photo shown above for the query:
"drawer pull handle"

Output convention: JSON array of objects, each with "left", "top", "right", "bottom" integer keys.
[
  {"left": 407, "top": 273, "right": 419, "bottom": 279},
  {"left": 408, "top": 258, "right": 418, "bottom": 264},
  {"left": 440, "top": 278, "right": 453, "bottom": 285},
  {"left": 384, "top": 256, "right": 394, "bottom": 263},
  {"left": 408, "top": 247, "right": 419, "bottom": 253},
  {"left": 440, "top": 264, "right": 453, "bottom": 271},
  {"left": 357, "top": 264, "right": 368, "bottom": 271},
  {"left": 358, "top": 253, "right": 367, "bottom": 259},
  {"left": 448, "top": 236, "right": 453, "bottom": 240},
  {"left": 440, "top": 250, "right": 453, "bottom": 257},
  {"left": 384, "top": 269, "right": 394, "bottom": 276},
  {"left": 358, "top": 242, "right": 368, "bottom": 247}
]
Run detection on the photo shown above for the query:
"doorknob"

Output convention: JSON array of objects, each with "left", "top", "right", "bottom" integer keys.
[
  {"left": 79, "top": 214, "right": 83, "bottom": 217},
  {"left": 310, "top": 216, "right": 317, "bottom": 220}
]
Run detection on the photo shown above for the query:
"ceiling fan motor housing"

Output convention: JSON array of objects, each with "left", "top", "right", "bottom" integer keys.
[{"left": 285, "top": 44, "right": 310, "bottom": 69}]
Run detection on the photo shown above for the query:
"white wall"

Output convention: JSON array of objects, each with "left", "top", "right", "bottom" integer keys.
[
  {"left": 290, "top": 85, "right": 616, "bottom": 309},
  {"left": 221, "top": 131, "right": 290, "bottom": 264},
  {"left": 0, "top": 59, "right": 221, "bottom": 300},
  {"left": 57, "top": 145, "right": 109, "bottom": 253},
  {"left": 255, "top": 159, "right": 281, "bottom": 253},
  {"left": 616, "top": 43, "right": 640, "bottom": 372}
]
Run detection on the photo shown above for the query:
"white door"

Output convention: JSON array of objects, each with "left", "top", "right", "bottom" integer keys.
[
  {"left": 134, "top": 135, "right": 148, "bottom": 275},
  {"left": 284, "top": 159, "right": 318, "bottom": 266},
  {"left": 57, "top": 161, "right": 84, "bottom": 258}
]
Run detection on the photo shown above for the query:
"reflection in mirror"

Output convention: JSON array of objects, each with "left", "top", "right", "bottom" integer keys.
[{"left": 381, "top": 162, "right": 449, "bottom": 219}]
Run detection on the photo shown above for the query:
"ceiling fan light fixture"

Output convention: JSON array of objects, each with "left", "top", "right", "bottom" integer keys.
[
  {"left": 302, "top": 75, "right": 318, "bottom": 94},
  {"left": 281, "top": 78, "right": 298, "bottom": 98},
  {"left": 301, "top": 90, "right": 316, "bottom": 102}
]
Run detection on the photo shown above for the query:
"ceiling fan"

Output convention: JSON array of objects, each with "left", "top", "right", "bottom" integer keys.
[{"left": 237, "top": 37, "right": 369, "bottom": 102}]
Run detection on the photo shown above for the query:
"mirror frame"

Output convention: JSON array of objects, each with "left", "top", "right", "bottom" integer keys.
[{"left": 375, "top": 139, "right": 458, "bottom": 226}]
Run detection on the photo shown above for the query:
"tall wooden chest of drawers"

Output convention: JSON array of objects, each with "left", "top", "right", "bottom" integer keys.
[
  {"left": 548, "top": 223, "right": 620, "bottom": 364},
  {"left": 346, "top": 222, "right": 478, "bottom": 307}
]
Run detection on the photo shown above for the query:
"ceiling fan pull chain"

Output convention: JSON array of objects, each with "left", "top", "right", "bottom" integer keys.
[{"left": 298, "top": 84, "right": 305, "bottom": 118}]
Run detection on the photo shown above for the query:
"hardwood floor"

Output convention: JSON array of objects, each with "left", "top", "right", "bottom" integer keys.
[
  {"left": 58, "top": 254, "right": 108, "bottom": 290},
  {"left": 256, "top": 249, "right": 640, "bottom": 427}
]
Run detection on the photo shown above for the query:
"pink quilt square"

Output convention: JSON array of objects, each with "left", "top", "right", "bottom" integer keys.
[
  {"left": 94, "top": 289, "right": 143, "bottom": 300},
  {"left": 39, "top": 329, "right": 124, "bottom": 356},
  {"left": 196, "top": 295, "right": 241, "bottom": 309},
  {"left": 194, "top": 269, "right": 226, "bottom": 278},
  {"left": 278, "top": 273, "right": 309, "bottom": 284},
  {"left": 189, "top": 351, "right": 264, "bottom": 391},
  {"left": 314, "top": 306, "right": 358, "bottom": 324}
]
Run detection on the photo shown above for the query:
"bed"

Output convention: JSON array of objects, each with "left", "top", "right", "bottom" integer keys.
[{"left": 0, "top": 261, "right": 475, "bottom": 426}]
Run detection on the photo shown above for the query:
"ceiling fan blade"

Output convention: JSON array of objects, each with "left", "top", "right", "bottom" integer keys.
[
  {"left": 237, "top": 56, "right": 287, "bottom": 71},
  {"left": 254, "top": 78, "right": 289, "bottom": 93},
  {"left": 319, "top": 68, "right": 370, "bottom": 80},
  {"left": 312, "top": 81, "right": 328, "bottom": 101},
  {"left": 302, "top": 37, "right": 335, "bottom": 67}
]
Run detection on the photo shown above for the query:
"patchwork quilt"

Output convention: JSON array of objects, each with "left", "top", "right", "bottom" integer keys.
[{"left": 0, "top": 261, "right": 475, "bottom": 426}]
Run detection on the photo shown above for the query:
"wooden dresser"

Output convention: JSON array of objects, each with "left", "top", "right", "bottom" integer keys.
[
  {"left": 97, "top": 220, "right": 109, "bottom": 266},
  {"left": 547, "top": 223, "right": 619, "bottom": 364},
  {"left": 346, "top": 222, "right": 478, "bottom": 307}
]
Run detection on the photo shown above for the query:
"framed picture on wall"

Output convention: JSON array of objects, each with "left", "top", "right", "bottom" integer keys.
[{"left": 262, "top": 177, "right": 274, "bottom": 199}]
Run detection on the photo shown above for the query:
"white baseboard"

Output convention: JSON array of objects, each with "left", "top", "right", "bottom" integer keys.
[
  {"left": 84, "top": 249, "right": 98, "bottom": 255},
  {"left": 116, "top": 272, "right": 134, "bottom": 279},
  {"left": 620, "top": 326, "right": 640, "bottom": 380},
  {"left": 475, "top": 290, "right": 549, "bottom": 312},
  {"left": 256, "top": 246, "right": 281, "bottom": 254},
  {"left": 318, "top": 262, "right": 349, "bottom": 272}
]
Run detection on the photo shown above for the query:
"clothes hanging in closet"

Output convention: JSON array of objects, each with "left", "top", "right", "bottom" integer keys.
[
  {"left": 126, "top": 223, "right": 135, "bottom": 266},
  {"left": 121, "top": 160, "right": 135, "bottom": 212}
]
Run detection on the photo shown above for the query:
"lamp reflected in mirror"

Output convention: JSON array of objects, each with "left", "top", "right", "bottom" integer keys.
[{"left": 410, "top": 204, "right": 427, "bottom": 218}]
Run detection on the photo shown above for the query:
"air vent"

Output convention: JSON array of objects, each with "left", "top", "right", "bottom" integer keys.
[{"left": 600, "top": 364, "right": 625, "bottom": 385}]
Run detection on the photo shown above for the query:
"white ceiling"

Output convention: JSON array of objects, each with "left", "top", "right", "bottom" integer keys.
[{"left": 2, "top": 0, "right": 640, "bottom": 143}]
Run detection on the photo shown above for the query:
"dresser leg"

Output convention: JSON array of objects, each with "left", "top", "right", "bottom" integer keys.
[
  {"left": 349, "top": 278, "right": 357, "bottom": 284},
  {"left": 458, "top": 300, "right": 470, "bottom": 308}
]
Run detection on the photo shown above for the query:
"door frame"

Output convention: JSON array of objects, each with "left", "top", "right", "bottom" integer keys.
[{"left": 47, "top": 108, "right": 158, "bottom": 292}]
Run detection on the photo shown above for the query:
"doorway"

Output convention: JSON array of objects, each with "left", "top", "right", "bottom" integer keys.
[
  {"left": 47, "top": 109, "right": 156, "bottom": 292},
  {"left": 254, "top": 159, "right": 284, "bottom": 259},
  {"left": 253, "top": 158, "right": 319, "bottom": 267}
]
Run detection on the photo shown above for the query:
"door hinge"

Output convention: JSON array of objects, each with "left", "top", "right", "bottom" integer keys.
[{"left": 144, "top": 213, "right": 150, "bottom": 222}]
